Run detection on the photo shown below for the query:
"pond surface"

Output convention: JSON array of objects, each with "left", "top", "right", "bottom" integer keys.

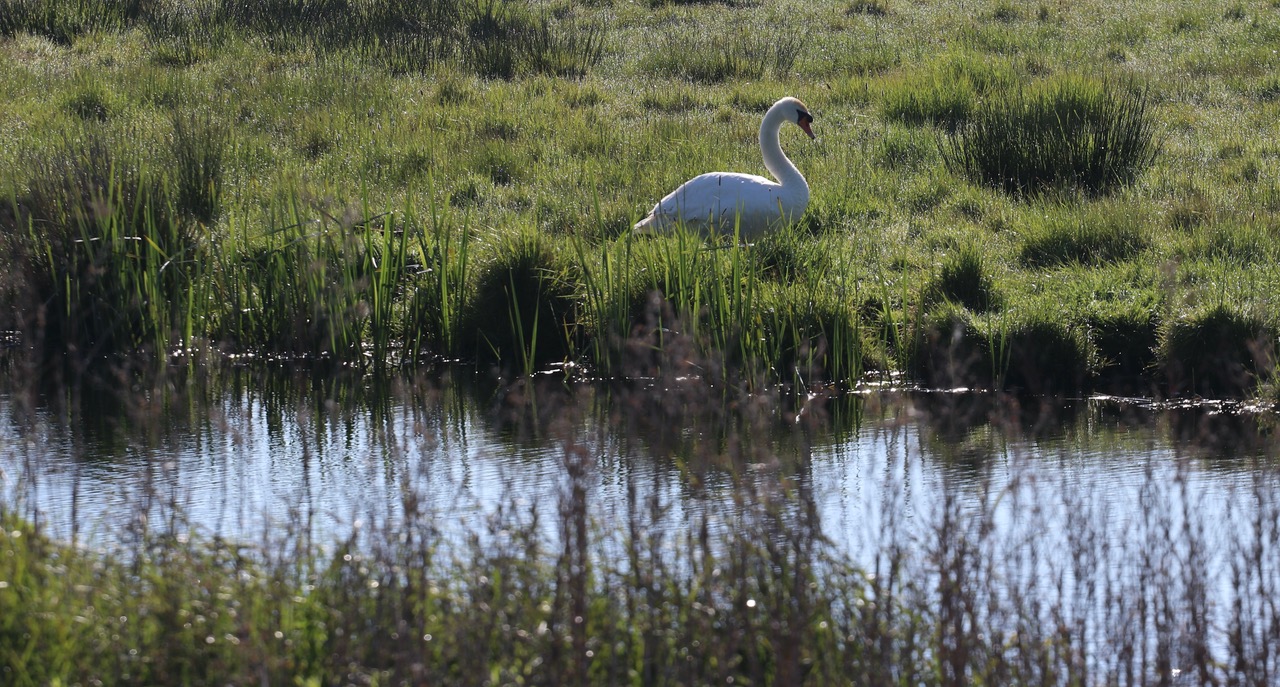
[
  {"left": 2, "top": 368, "right": 1276, "bottom": 564},
  {"left": 4, "top": 367, "right": 1279, "bottom": 677}
]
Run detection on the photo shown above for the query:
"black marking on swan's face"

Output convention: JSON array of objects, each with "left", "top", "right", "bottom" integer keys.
[{"left": 796, "top": 108, "right": 816, "bottom": 139}]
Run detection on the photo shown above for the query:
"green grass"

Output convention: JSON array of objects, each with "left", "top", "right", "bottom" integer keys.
[
  {"left": 941, "top": 75, "right": 1159, "bottom": 196},
  {"left": 5, "top": 3, "right": 1280, "bottom": 683},
  {"left": 1018, "top": 199, "right": 1150, "bottom": 267},
  {"left": 0, "top": 0, "right": 1278, "bottom": 398}
]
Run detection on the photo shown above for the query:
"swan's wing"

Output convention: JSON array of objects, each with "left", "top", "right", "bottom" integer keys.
[{"left": 639, "top": 173, "right": 784, "bottom": 234}]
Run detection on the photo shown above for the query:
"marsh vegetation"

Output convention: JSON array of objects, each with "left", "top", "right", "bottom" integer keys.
[
  {"left": 3, "top": 0, "right": 1280, "bottom": 684},
  {"left": 1, "top": 0, "right": 1279, "bottom": 397}
]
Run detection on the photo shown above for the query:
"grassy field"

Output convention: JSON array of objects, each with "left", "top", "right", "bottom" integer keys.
[{"left": 4, "top": 0, "right": 1280, "bottom": 397}]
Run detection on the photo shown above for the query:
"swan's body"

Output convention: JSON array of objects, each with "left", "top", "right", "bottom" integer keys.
[{"left": 634, "top": 96, "right": 815, "bottom": 240}]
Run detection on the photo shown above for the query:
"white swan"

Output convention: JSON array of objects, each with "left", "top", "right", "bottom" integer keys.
[{"left": 633, "top": 96, "right": 815, "bottom": 240}]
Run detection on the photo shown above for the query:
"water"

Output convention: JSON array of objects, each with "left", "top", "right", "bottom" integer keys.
[
  {"left": 3, "top": 368, "right": 1275, "bottom": 560},
  {"left": 3, "top": 365, "right": 1278, "bottom": 680},
  {"left": 2, "top": 368, "right": 1278, "bottom": 674}
]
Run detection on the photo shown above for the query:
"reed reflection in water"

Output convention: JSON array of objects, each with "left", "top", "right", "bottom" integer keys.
[{"left": 2, "top": 368, "right": 1278, "bottom": 683}]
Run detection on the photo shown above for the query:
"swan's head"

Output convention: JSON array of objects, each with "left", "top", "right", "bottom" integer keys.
[{"left": 772, "top": 97, "right": 815, "bottom": 140}]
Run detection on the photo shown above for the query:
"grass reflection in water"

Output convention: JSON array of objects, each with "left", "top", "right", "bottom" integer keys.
[{"left": 1, "top": 363, "right": 1278, "bottom": 686}]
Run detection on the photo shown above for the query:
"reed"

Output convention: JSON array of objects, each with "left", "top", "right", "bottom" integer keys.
[
  {"left": 225, "top": 195, "right": 410, "bottom": 363},
  {"left": 1, "top": 133, "right": 200, "bottom": 374}
]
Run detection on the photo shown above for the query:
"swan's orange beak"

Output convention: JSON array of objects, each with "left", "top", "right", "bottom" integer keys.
[{"left": 797, "top": 112, "right": 815, "bottom": 139}]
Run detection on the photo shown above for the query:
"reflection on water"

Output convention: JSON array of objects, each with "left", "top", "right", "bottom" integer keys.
[
  {"left": 2, "top": 367, "right": 1275, "bottom": 553},
  {"left": 3, "top": 367, "right": 1277, "bottom": 682}
]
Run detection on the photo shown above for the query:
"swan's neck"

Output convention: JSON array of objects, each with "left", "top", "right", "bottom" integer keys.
[{"left": 760, "top": 110, "right": 806, "bottom": 191}]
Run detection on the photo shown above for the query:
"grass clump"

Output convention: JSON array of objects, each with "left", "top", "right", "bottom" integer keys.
[
  {"left": 0, "top": 134, "right": 200, "bottom": 373},
  {"left": 879, "top": 56, "right": 1015, "bottom": 130},
  {"left": 405, "top": 198, "right": 472, "bottom": 361},
  {"left": 995, "top": 308, "right": 1094, "bottom": 395},
  {"left": 847, "top": 0, "right": 889, "bottom": 16},
  {"left": 942, "top": 75, "right": 1159, "bottom": 196},
  {"left": 909, "top": 303, "right": 992, "bottom": 390},
  {"left": 1086, "top": 298, "right": 1159, "bottom": 393},
  {"left": 1158, "top": 304, "right": 1275, "bottom": 398},
  {"left": 64, "top": 77, "right": 120, "bottom": 122},
  {"left": 461, "top": 229, "right": 580, "bottom": 371},
  {"left": 641, "top": 23, "right": 803, "bottom": 83},
  {"left": 923, "top": 243, "right": 1002, "bottom": 313},
  {"left": 460, "top": 1, "right": 606, "bottom": 80},
  {"left": 1175, "top": 221, "right": 1276, "bottom": 265},
  {"left": 875, "top": 126, "right": 937, "bottom": 170}
]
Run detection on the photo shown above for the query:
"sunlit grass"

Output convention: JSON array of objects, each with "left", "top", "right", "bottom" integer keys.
[
  {"left": 4, "top": 3, "right": 1280, "bottom": 685},
  {"left": 0, "top": 0, "right": 1278, "bottom": 396}
]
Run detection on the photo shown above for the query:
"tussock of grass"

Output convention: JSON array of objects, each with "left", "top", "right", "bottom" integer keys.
[
  {"left": 461, "top": 1, "right": 606, "bottom": 80},
  {"left": 64, "top": 76, "right": 118, "bottom": 122},
  {"left": 762, "top": 285, "right": 871, "bottom": 385},
  {"left": 942, "top": 75, "right": 1159, "bottom": 196},
  {"left": 1167, "top": 183, "right": 1214, "bottom": 229},
  {"left": 847, "top": 0, "right": 889, "bottom": 16},
  {"left": 923, "top": 243, "right": 1002, "bottom": 313},
  {"left": 909, "top": 303, "right": 992, "bottom": 390},
  {"left": 640, "top": 23, "right": 803, "bottom": 83},
  {"left": 879, "top": 55, "right": 1016, "bottom": 131},
  {"left": 879, "top": 72, "right": 972, "bottom": 130},
  {"left": 995, "top": 309, "right": 1094, "bottom": 395},
  {"left": 1086, "top": 298, "right": 1160, "bottom": 392},
  {"left": 1159, "top": 304, "right": 1275, "bottom": 398},
  {"left": 1, "top": 133, "right": 199, "bottom": 371},
  {"left": 462, "top": 228, "right": 579, "bottom": 371}
]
